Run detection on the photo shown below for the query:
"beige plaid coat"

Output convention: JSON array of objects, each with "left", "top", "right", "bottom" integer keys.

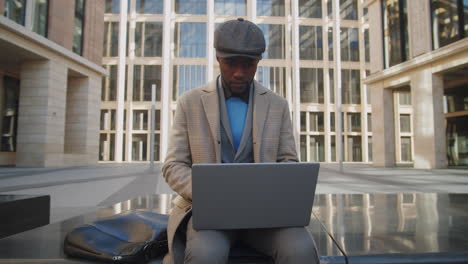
[{"left": 162, "top": 79, "right": 298, "bottom": 264}]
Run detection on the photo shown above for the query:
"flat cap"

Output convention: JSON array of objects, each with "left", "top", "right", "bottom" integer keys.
[{"left": 214, "top": 18, "right": 266, "bottom": 59}]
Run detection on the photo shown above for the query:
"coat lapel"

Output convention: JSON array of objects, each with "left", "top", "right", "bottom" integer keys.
[
  {"left": 253, "top": 81, "right": 269, "bottom": 163},
  {"left": 201, "top": 81, "right": 221, "bottom": 163}
]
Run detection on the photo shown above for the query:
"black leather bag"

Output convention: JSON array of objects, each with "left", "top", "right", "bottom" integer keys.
[{"left": 63, "top": 211, "right": 169, "bottom": 263}]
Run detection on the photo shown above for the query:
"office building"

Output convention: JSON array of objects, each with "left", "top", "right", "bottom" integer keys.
[
  {"left": 0, "top": 0, "right": 106, "bottom": 166},
  {"left": 365, "top": 0, "right": 468, "bottom": 168}
]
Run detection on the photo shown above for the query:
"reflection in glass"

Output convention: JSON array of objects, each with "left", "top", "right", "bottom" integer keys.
[
  {"left": 174, "top": 22, "right": 207, "bottom": 58},
  {"left": 309, "top": 112, "right": 324, "bottom": 132},
  {"left": 300, "top": 135, "right": 307, "bottom": 161},
  {"left": 172, "top": 65, "right": 207, "bottom": 101},
  {"left": 342, "top": 69, "right": 360, "bottom": 104},
  {"left": 341, "top": 27, "right": 360, "bottom": 62},
  {"left": 347, "top": 113, "right": 361, "bottom": 132},
  {"left": 135, "top": 22, "right": 163, "bottom": 57},
  {"left": 257, "top": 0, "right": 284, "bottom": 16},
  {"left": 99, "top": 133, "right": 115, "bottom": 161},
  {"left": 4, "top": 0, "right": 26, "bottom": 25},
  {"left": 331, "top": 135, "right": 336, "bottom": 161},
  {"left": 399, "top": 90, "right": 411, "bottom": 105},
  {"left": 400, "top": 136, "right": 412, "bottom": 161},
  {"left": 310, "top": 136, "right": 325, "bottom": 162},
  {"left": 347, "top": 136, "right": 362, "bottom": 161},
  {"left": 329, "top": 69, "right": 334, "bottom": 103},
  {"left": 328, "top": 28, "right": 333, "bottom": 60},
  {"left": 105, "top": 0, "right": 120, "bottom": 13},
  {"left": 447, "top": 116, "right": 468, "bottom": 166},
  {"left": 340, "top": 0, "right": 358, "bottom": 20},
  {"left": 400, "top": 114, "right": 411, "bottom": 133},
  {"left": 136, "top": 0, "right": 163, "bottom": 14},
  {"left": 300, "top": 68, "right": 324, "bottom": 103},
  {"left": 133, "top": 65, "right": 162, "bottom": 102},
  {"left": 258, "top": 24, "right": 285, "bottom": 59},
  {"left": 103, "top": 22, "right": 119, "bottom": 57},
  {"left": 431, "top": 0, "right": 466, "bottom": 49},
  {"left": 300, "top": 112, "right": 307, "bottom": 131},
  {"left": 73, "top": 0, "right": 85, "bottom": 55},
  {"left": 215, "top": 0, "right": 246, "bottom": 16},
  {"left": 382, "top": 0, "right": 409, "bottom": 68},
  {"left": 299, "top": 26, "right": 323, "bottom": 60},
  {"left": 364, "top": 28, "right": 370, "bottom": 62},
  {"left": 176, "top": 0, "right": 206, "bottom": 14},
  {"left": 31, "top": 0, "right": 48, "bottom": 37},
  {"left": 133, "top": 110, "right": 148, "bottom": 130},
  {"left": 299, "top": 0, "right": 321, "bottom": 18},
  {"left": 132, "top": 134, "right": 147, "bottom": 161},
  {"left": 368, "top": 136, "right": 373, "bottom": 161},
  {"left": 256, "top": 66, "right": 286, "bottom": 98},
  {"left": 102, "top": 65, "right": 118, "bottom": 101},
  {"left": 330, "top": 112, "right": 335, "bottom": 132},
  {"left": 0, "top": 76, "right": 19, "bottom": 152},
  {"left": 367, "top": 113, "right": 372, "bottom": 132}
]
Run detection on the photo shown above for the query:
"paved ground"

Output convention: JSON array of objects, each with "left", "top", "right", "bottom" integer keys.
[{"left": 0, "top": 163, "right": 467, "bottom": 223}]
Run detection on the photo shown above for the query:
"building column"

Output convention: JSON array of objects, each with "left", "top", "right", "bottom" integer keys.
[
  {"left": 371, "top": 83, "right": 395, "bottom": 167},
  {"left": 47, "top": 0, "right": 74, "bottom": 50},
  {"left": 411, "top": 69, "right": 447, "bottom": 169},
  {"left": 64, "top": 76, "right": 101, "bottom": 165},
  {"left": 17, "top": 60, "right": 67, "bottom": 167}
]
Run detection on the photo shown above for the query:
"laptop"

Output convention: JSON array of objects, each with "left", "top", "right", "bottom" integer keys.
[{"left": 192, "top": 162, "right": 320, "bottom": 230}]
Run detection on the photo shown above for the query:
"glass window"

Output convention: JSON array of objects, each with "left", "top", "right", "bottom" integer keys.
[
  {"left": 327, "top": 0, "right": 332, "bottom": 18},
  {"left": 347, "top": 113, "right": 361, "bottom": 132},
  {"left": 136, "top": 0, "right": 163, "bottom": 14},
  {"left": 258, "top": 24, "right": 285, "bottom": 59},
  {"left": 331, "top": 135, "right": 336, "bottom": 161},
  {"left": 431, "top": 0, "right": 467, "bottom": 49},
  {"left": 309, "top": 112, "right": 324, "bottom": 132},
  {"left": 256, "top": 66, "right": 286, "bottom": 97},
  {"left": 400, "top": 114, "right": 411, "bottom": 133},
  {"left": 367, "top": 113, "right": 372, "bottom": 132},
  {"left": 257, "top": 0, "right": 285, "bottom": 16},
  {"left": 329, "top": 69, "right": 334, "bottom": 103},
  {"left": 363, "top": 7, "right": 369, "bottom": 22},
  {"left": 347, "top": 136, "right": 362, "bottom": 161},
  {"left": 382, "top": 0, "right": 409, "bottom": 68},
  {"left": 133, "top": 110, "right": 148, "bottom": 130},
  {"left": 176, "top": 0, "right": 206, "bottom": 14},
  {"left": 4, "top": 0, "right": 26, "bottom": 25},
  {"left": 99, "top": 134, "right": 115, "bottom": 161},
  {"left": 364, "top": 28, "right": 370, "bottom": 62},
  {"left": 368, "top": 136, "right": 373, "bottom": 161},
  {"left": 310, "top": 136, "right": 325, "bottom": 162},
  {"left": 132, "top": 134, "right": 147, "bottom": 161},
  {"left": 341, "top": 27, "right": 359, "bottom": 61},
  {"left": 175, "top": 22, "right": 207, "bottom": 58},
  {"left": 102, "top": 65, "right": 118, "bottom": 101},
  {"left": 399, "top": 90, "right": 411, "bottom": 105},
  {"left": 100, "top": 109, "right": 116, "bottom": 130},
  {"left": 215, "top": 0, "right": 246, "bottom": 16},
  {"left": 445, "top": 85, "right": 468, "bottom": 113},
  {"left": 172, "top": 65, "right": 207, "bottom": 100},
  {"left": 300, "top": 135, "right": 307, "bottom": 161},
  {"left": 365, "top": 70, "right": 371, "bottom": 104},
  {"left": 135, "top": 22, "right": 163, "bottom": 57},
  {"left": 103, "top": 22, "right": 119, "bottom": 57},
  {"left": 299, "top": 0, "right": 321, "bottom": 18},
  {"left": 300, "top": 112, "right": 306, "bottom": 131},
  {"left": 299, "top": 26, "right": 323, "bottom": 60},
  {"left": 300, "top": 68, "right": 324, "bottom": 103},
  {"left": 340, "top": 0, "right": 358, "bottom": 20},
  {"left": 73, "top": 0, "right": 85, "bottom": 55},
  {"left": 154, "top": 109, "right": 161, "bottom": 131},
  {"left": 400, "top": 136, "right": 412, "bottom": 161},
  {"left": 342, "top": 69, "right": 360, "bottom": 104},
  {"left": 105, "top": 0, "right": 120, "bottom": 13},
  {"left": 0, "top": 76, "right": 20, "bottom": 152},
  {"left": 330, "top": 112, "right": 335, "bottom": 132},
  {"left": 153, "top": 133, "right": 161, "bottom": 161},
  {"left": 31, "top": 0, "right": 49, "bottom": 37},
  {"left": 328, "top": 27, "right": 334, "bottom": 60},
  {"left": 133, "top": 65, "right": 162, "bottom": 102}
]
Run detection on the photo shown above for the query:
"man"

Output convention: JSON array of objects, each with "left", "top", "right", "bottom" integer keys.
[{"left": 162, "top": 18, "right": 319, "bottom": 264}]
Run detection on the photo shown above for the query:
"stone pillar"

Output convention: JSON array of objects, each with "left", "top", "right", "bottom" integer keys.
[
  {"left": 64, "top": 76, "right": 101, "bottom": 165},
  {"left": 368, "top": 0, "right": 384, "bottom": 73},
  {"left": 83, "top": 0, "right": 105, "bottom": 65},
  {"left": 407, "top": 0, "right": 432, "bottom": 58},
  {"left": 47, "top": 0, "right": 74, "bottom": 50},
  {"left": 370, "top": 83, "right": 395, "bottom": 167},
  {"left": 17, "top": 60, "right": 67, "bottom": 167},
  {"left": 411, "top": 69, "right": 447, "bottom": 169}
]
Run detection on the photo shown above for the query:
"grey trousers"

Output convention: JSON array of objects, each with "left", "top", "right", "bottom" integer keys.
[{"left": 184, "top": 217, "right": 320, "bottom": 264}]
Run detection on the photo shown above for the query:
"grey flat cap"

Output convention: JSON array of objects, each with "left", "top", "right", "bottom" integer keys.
[{"left": 214, "top": 18, "right": 266, "bottom": 59}]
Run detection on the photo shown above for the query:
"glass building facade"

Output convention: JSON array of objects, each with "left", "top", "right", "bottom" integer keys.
[{"left": 101, "top": 0, "right": 372, "bottom": 163}]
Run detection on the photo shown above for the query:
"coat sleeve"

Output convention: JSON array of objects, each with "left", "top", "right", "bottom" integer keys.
[
  {"left": 162, "top": 99, "right": 193, "bottom": 201},
  {"left": 276, "top": 101, "right": 299, "bottom": 162}
]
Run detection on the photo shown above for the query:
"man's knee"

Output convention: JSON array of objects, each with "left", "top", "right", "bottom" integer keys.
[
  {"left": 185, "top": 242, "right": 230, "bottom": 263},
  {"left": 275, "top": 228, "right": 319, "bottom": 263}
]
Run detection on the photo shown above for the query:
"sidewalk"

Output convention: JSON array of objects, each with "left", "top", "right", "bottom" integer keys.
[{"left": 0, "top": 163, "right": 467, "bottom": 223}]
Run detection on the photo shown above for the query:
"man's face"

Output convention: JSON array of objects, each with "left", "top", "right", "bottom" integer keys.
[{"left": 217, "top": 56, "right": 260, "bottom": 95}]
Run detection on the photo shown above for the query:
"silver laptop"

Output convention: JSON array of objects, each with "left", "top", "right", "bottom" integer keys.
[{"left": 192, "top": 162, "right": 320, "bottom": 230}]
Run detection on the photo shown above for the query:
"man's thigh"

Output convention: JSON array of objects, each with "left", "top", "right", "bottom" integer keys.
[{"left": 241, "top": 227, "right": 319, "bottom": 263}]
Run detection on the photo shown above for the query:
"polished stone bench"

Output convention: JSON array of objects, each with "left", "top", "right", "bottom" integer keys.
[{"left": 1, "top": 193, "right": 467, "bottom": 263}]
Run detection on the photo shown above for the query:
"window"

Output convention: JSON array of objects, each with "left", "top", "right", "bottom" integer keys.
[
  {"left": 215, "top": 0, "right": 246, "bottom": 16},
  {"left": 300, "top": 68, "right": 324, "bottom": 103},
  {"left": 365, "top": 70, "right": 371, "bottom": 104},
  {"left": 105, "top": 0, "right": 120, "bottom": 13},
  {"left": 347, "top": 113, "right": 361, "bottom": 132},
  {"left": 135, "top": 22, "right": 163, "bottom": 57},
  {"left": 299, "top": 26, "right": 323, "bottom": 60},
  {"left": 347, "top": 136, "right": 362, "bottom": 161},
  {"left": 133, "top": 110, "right": 148, "bottom": 130},
  {"left": 4, "top": 0, "right": 26, "bottom": 25},
  {"left": 399, "top": 90, "right": 411, "bottom": 105},
  {"left": 382, "top": 0, "right": 409, "bottom": 68},
  {"left": 100, "top": 109, "right": 116, "bottom": 130},
  {"left": 309, "top": 112, "right": 324, "bottom": 132},
  {"left": 1, "top": 76, "right": 20, "bottom": 152},
  {"left": 400, "top": 114, "right": 411, "bottom": 133},
  {"left": 300, "top": 112, "right": 307, "bottom": 131},
  {"left": 103, "top": 22, "right": 119, "bottom": 57},
  {"left": 367, "top": 113, "right": 372, "bottom": 132},
  {"left": 341, "top": 27, "right": 359, "bottom": 62},
  {"left": 328, "top": 27, "right": 334, "bottom": 60},
  {"left": 133, "top": 65, "right": 162, "bottom": 102},
  {"left": 329, "top": 69, "right": 334, "bottom": 103},
  {"left": 102, "top": 65, "right": 118, "bottom": 101},
  {"left": 136, "top": 0, "right": 163, "bottom": 14},
  {"left": 175, "top": 0, "right": 206, "bottom": 14},
  {"left": 342, "top": 69, "right": 360, "bottom": 104},
  {"left": 73, "top": 0, "right": 85, "bottom": 55},
  {"left": 299, "top": 0, "right": 321, "bottom": 18},
  {"left": 368, "top": 136, "right": 373, "bottom": 161},
  {"left": 364, "top": 28, "right": 370, "bottom": 62},
  {"left": 340, "top": 0, "right": 358, "bottom": 20},
  {"left": 31, "top": 0, "right": 49, "bottom": 37},
  {"left": 257, "top": 0, "right": 284, "bottom": 16},
  {"left": 330, "top": 112, "right": 335, "bottom": 132},
  {"left": 256, "top": 67, "right": 286, "bottom": 98},
  {"left": 300, "top": 135, "right": 307, "bottom": 161},
  {"left": 174, "top": 22, "right": 207, "bottom": 58},
  {"left": 172, "top": 65, "right": 207, "bottom": 101},
  {"left": 258, "top": 24, "right": 285, "bottom": 59},
  {"left": 431, "top": 0, "right": 468, "bottom": 49},
  {"left": 310, "top": 136, "right": 325, "bottom": 162},
  {"left": 400, "top": 137, "right": 412, "bottom": 161},
  {"left": 132, "top": 134, "right": 147, "bottom": 161}
]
